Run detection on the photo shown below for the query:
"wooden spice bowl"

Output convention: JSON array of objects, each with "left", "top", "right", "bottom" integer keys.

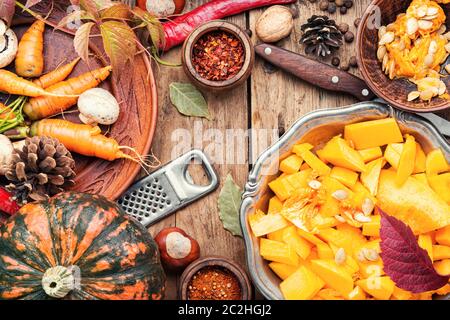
[
  {"left": 356, "top": 0, "right": 450, "bottom": 113},
  {"left": 179, "top": 256, "right": 253, "bottom": 300},
  {"left": 182, "top": 20, "right": 255, "bottom": 92}
]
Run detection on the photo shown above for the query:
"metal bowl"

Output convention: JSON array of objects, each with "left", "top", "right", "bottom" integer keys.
[{"left": 240, "top": 102, "right": 450, "bottom": 300}]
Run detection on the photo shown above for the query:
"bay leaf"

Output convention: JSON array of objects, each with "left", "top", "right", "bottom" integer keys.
[
  {"left": 218, "top": 174, "right": 243, "bottom": 237},
  {"left": 169, "top": 82, "right": 210, "bottom": 119}
]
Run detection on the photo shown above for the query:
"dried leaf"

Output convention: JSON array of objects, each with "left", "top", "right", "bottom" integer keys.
[
  {"left": 74, "top": 21, "right": 94, "bottom": 63},
  {"left": 218, "top": 174, "right": 243, "bottom": 237},
  {"left": 56, "top": 10, "right": 96, "bottom": 31},
  {"left": 132, "top": 7, "right": 164, "bottom": 49},
  {"left": 100, "top": 3, "right": 131, "bottom": 20},
  {"left": 0, "top": 0, "right": 15, "bottom": 25},
  {"left": 379, "top": 208, "right": 449, "bottom": 293},
  {"left": 100, "top": 20, "right": 137, "bottom": 72},
  {"left": 169, "top": 83, "right": 210, "bottom": 119},
  {"left": 80, "top": 0, "right": 112, "bottom": 17}
]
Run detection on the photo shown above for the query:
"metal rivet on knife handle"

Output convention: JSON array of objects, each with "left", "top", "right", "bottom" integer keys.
[
  {"left": 332, "top": 76, "right": 340, "bottom": 84},
  {"left": 264, "top": 47, "right": 272, "bottom": 55}
]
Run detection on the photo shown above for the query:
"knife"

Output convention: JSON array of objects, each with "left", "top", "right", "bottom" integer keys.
[{"left": 255, "top": 43, "right": 450, "bottom": 137}]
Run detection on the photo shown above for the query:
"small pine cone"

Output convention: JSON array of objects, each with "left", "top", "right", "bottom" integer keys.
[
  {"left": 5, "top": 136, "right": 76, "bottom": 204},
  {"left": 300, "top": 15, "right": 343, "bottom": 57}
]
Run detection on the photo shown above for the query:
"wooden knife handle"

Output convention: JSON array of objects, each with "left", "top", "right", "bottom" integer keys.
[{"left": 255, "top": 43, "right": 376, "bottom": 102}]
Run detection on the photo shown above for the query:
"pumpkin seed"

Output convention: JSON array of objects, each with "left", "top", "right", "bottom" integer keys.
[
  {"left": 422, "top": 14, "right": 439, "bottom": 21},
  {"left": 406, "top": 17, "right": 419, "bottom": 35},
  {"left": 308, "top": 180, "right": 322, "bottom": 190},
  {"left": 379, "top": 31, "right": 395, "bottom": 45},
  {"left": 335, "top": 248, "right": 346, "bottom": 265},
  {"left": 437, "top": 25, "right": 446, "bottom": 35},
  {"left": 356, "top": 249, "right": 367, "bottom": 262},
  {"left": 332, "top": 190, "right": 349, "bottom": 201},
  {"left": 418, "top": 20, "right": 433, "bottom": 30},
  {"left": 444, "top": 32, "right": 450, "bottom": 40},
  {"left": 429, "top": 40, "right": 438, "bottom": 54},
  {"left": 427, "top": 6, "right": 439, "bottom": 16},
  {"left": 378, "top": 26, "right": 387, "bottom": 39},
  {"left": 354, "top": 213, "right": 372, "bottom": 223},
  {"left": 389, "top": 60, "right": 396, "bottom": 79},
  {"left": 420, "top": 89, "right": 434, "bottom": 101},
  {"left": 364, "top": 248, "right": 379, "bottom": 262},
  {"left": 408, "top": 91, "right": 421, "bottom": 101},
  {"left": 362, "top": 198, "right": 374, "bottom": 216},
  {"left": 416, "top": 5, "right": 428, "bottom": 18},
  {"left": 382, "top": 54, "right": 389, "bottom": 72},
  {"left": 438, "top": 81, "right": 447, "bottom": 96},
  {"left": 335, "top": 215, "right": 346, "bottom": 223},
  {"left": 377, "top": 45, "right": 387, "bottom": 61},
  {"left": 424, "top": 53, "right": 435, "bottom": 67}
]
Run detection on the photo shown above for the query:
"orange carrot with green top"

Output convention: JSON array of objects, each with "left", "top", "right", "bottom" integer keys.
[
  {"left": 24, "top": 66, "right": 112, "bottom": 120},
  {"left": 34, "top": 57, "right": 81, "bottom": 88},
  {"left": 15, "top": 19, "right": 45, "bottom": 77},
  {"left": 30, "top": 119, "right": 138, "bottom": 162},
  {"left": 0, "top": 70, "right": 67, "bottom": 97}
]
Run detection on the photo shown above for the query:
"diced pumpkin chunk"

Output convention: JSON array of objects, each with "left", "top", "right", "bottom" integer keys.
[
  {"left": 433, "top": 245, "right": 450, "bottom": 261},
  {"left": 282, "top": 226, "right": 312, "bottom": 259},
  {"left": 269, "top": 178, "right": 294, "bottom": 201},
  {"left": 296, "top": 228, "right": 326, "bottom": 246},
  {"left": 396, "top": 134, "right": 416, "bottom": 186},
  {"left": 426, "top": 149, "right": 449, "bottom": 176},
  {"left": 328, "top": 243, "right": 360, "bottom": 275},
  {"left": 284, "top": 169, "right": 313, "bottom": 191},
  {"left": 433, "top": 259, "right": 450, "bottom": 276},
  {"left": 418, "top": 234, "right": 434, "bottom": 261},
  {"left": 362, "top": 215, "right": 381, "bottom": 237},
  {"left": 412, "top": 173, "right": 429, "bottom": 186},
  {"left": 344, "top": 118, "right": 403, "bottom": 150},
  {"left": 292, "top": 143, "right": 314, "bottom": 156},
  {"left": 269, "top": 262, "right": 298, "bottom": 280},
  {"left": 413, "top": 143, "right": 426, "bottom": 174},
  {"left": 268, "top": 196, "right": 284, "bottom": 214},
  {"left": 316, "top": 288, "right": 344, "bottom": 300},
  {"left": 309, "top": 259, "right": 354, "bottom": 296},
  {"left": 330, "top": 166, "right": 359, "bottom": 188},
  {"left": 317, "top": 243, "right": 334, "bottom": 259},
  {"left": 427, "top": 173, "right": 450, "bottom": 204},
  {"left": 320, "top": 136, "right": 366, "bottom": 172},
  {"left": 377, "top": 170, "right": 450, "bottom": 234},
  {"left": 392, "top": 286, "right": 412, "bottom": 300},
  {"left": 268, "top": 227, "right": 287, "bottom": 242},
  {"left": 300, "top": 150, "right": 331, "bottom": 176},
  {"left": 357, "top": 276, "right": 395, "bottom": 300},
  {"left": 384, "top": 143, "right": 402, "bottom": 169},
  {"left": 316, "top": 149, "right": 329, "bottom": 164},
  {"left": 280, "top": 154, "right": 303, "bottom": 174},
  {"left": 359, "top": 147, "right": 383, "bottom": 163},
  {"left": 260, "top": 238, "right": 299, "bottom": 266},
  {"left": 435, "top": 225, "right": 450, "bottom": 246},
  {"left": 350, "top": 182, "right": 377, "bottom": 209},
  {"left": 357, "top": 260, "right": 385, "bottom": 278},
  {"left": 347, "top": 286, "right": 367, "bottom": 300},
  {"left": 360, "top": 158, "right": 384, "bottom": 196},
  {"left": 280, "top": 265, "right": 325, "bottom": 300},
  {"left": 250, "top": 212, "right": 290, "bottom": 237},
  {"left": 317, "top": 227, "right": 366, "bottom": 254}
]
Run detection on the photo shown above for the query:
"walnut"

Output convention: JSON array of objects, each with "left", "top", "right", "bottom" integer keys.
[{"left": 255, "top": 5, "right": 294, "bottom": 43}]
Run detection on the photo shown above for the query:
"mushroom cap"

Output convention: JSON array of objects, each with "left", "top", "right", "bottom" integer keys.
[
  {"left": 0, "top": 28, "right": 18, "bottom": 69},
  {"left": 77, "top": 88, "right": 120, "bottom": 125}
]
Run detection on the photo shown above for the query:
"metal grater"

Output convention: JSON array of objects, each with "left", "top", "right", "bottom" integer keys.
[{"left": 118, "top": 150, "right": 219, "bottom": 227}]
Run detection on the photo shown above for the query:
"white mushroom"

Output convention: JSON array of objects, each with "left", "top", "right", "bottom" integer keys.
[
  {"left": 77, "top": 88, "right": 120, "bottom": 126},
  {"left": 0, "top": 134, "right": 13, "bottom": 176},
  {"left": 0, "top": 27, "right": 18, "bottom": 68}
]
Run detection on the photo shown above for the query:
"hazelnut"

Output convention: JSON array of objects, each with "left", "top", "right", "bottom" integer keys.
[
  {"left": 341, "top": 63, "right": 350, "bottom": 71},
  {"left": 319, "top": 0, "right": 329, "bottom": 11}
]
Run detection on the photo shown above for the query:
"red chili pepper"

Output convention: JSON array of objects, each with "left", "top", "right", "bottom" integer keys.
[
  {"left": 0, "top": 187, "right": 20, "bottom": 216},
  {"left": 162, "top": 0, "right": 297, "bottom": 51}
]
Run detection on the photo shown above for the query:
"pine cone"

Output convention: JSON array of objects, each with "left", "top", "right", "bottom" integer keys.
[
  {"left": 5, "top": 136, "right": 76, "bottom": 204},
  {"left": 300, "top": 15, "right": 343, "bottom": 57}
]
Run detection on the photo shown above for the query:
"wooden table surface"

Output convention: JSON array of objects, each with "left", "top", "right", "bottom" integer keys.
[{"left": 148, "top": 0, "right": 448, "bottom": 299}]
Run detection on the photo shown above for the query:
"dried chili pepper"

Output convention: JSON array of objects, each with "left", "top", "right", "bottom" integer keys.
[
  {"left": 187, "top": 266, "right": 242, "bottom": 300},
  {"left": 162, "top": 0, "right": 297, "bottom": 51},
  {"left": 192, "top": 31, "right": 245, "bottom": 81}
]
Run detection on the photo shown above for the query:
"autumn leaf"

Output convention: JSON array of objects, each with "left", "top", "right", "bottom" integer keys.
[
  {"left": 25, "top": 0, "right": 42, "bottom": 8},
  {"left": 74, "top": 21, "right": 94, "bottom": 63},
  {"left": 0, "top": 0, "right": 15, "bottom": 25},
  {"left": 132, "top": 6, "right": 164, "bottom": 49},
  {"left": 100, "top": 3, "right": 131, "bottom": 20},
  {"left": 80, "top": 0, "right": 112, "bottom": 17},
  {"left": 100, "top": 20, "right": 137, "bottom": 72},
  {"left": 56, "top": 9, "right": 96, "bottom": 31}
]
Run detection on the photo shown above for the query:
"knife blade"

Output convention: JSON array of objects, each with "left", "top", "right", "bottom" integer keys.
[{"left": 255, "top": 43, "right": 450, "bottom": 138}]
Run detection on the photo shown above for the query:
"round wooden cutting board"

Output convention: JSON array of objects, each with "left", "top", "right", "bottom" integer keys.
[{"left": 4, "top": 4, "right": 158, "bottom": 201}]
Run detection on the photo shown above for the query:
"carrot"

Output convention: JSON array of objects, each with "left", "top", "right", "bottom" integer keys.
[
  {"left": 0, "top": 103, "right": 15, "bottom": 120},
  {"left": 24, "top": 66, "right": 112, "bottom": 120},
  {"left": 34, "top": 57, "right": 81, "bottom": 88},
  {"left": 0, "top": 70, "right": 68, "bottom": 97},
  {"left": 15, "top": 19, "right": 45, "bottom": 78},
  {"left": 30, "top": 119, "right": 138, "bottom": 162}
]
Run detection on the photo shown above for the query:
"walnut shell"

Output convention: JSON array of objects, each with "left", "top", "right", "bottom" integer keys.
[{"left": 256, "top": 5, "right": 294, "bottom": 43}]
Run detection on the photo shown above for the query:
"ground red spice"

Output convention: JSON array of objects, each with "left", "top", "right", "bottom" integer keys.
[
  {"left": 192, "top": 31, "right": 245, "bottom": 81},
  {"left": 187, "top": 266, "right": 242, "bottom": 300}
]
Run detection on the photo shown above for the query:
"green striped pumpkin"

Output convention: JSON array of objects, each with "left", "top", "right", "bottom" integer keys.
[{"left": 0, "top": 192, "right": 165, "bottom": 300}]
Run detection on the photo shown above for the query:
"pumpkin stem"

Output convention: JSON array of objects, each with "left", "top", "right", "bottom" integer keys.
[{"left": 42, "top": 266, "right": 75, "bottom": 299}]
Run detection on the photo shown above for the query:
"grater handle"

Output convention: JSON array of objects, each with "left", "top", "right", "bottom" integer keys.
[{"left": 164, "top": 149, "right": 218, "bottom": 201}]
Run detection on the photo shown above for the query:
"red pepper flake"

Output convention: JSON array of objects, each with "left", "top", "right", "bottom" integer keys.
[{"left": 192, "top": 31, "right": 245, "bottom": 82}]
